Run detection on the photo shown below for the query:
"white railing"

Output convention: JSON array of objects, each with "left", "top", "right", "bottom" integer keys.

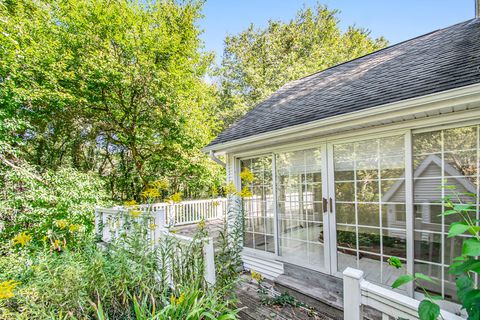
[
  {"left": 94, "top": 198, "right": 225, "bottom": 286},
  {"left": 162, "top": 198, "right": 227, "bottom": 226},
  {"left": 343, "top": 268, "right": 464, "bottom": 320}
]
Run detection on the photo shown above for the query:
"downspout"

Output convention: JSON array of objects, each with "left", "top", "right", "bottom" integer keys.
[
  {"left": 477, "top": 0, "right": 480, "bottom": 18},
  {"left": 209, "top": 150, "right": 226, "bottom": 168}
]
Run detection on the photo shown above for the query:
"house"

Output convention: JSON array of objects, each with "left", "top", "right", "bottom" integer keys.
[{"left": 204, "top": 16, "right": 480, "bottom": 315}]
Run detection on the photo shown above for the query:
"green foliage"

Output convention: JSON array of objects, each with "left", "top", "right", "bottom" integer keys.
[
  {"left": 0, "top": 160, "right": 109, "bottom": 251},
  {"left": 0, "top": 0, "right": 222, "bottom": 200},
  {"left": 0, "top": 210, "right": 239, "bottom": 319},
  {"left": 418, "top": 300, "right": 440, "bottom": 320},
  {"left": 389, "top": 186, "right": 480, "bottom": 319},
  {"left": 217, "top": 3, "right": 388, "bottom": 127}
]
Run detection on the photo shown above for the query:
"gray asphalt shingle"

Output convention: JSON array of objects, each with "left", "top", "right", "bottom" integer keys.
[{"left": 208, "top": 18, "right": 480, "bottom": 147}]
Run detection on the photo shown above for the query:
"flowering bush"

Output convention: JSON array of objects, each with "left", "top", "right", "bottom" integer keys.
[{"left": 0, "top": 166, "right": 109, "bottom": 252}]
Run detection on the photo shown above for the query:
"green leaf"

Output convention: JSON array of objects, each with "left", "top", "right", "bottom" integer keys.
[
  {"left": 441, "top": 209, "right": 458, "bottom": 216},
  {"left": 415, "top": 273, "right": 435, "bottom": 283},
  {"left": 463, "top": 239, "right": 480, "bottom": 256},
  {"left": 457, "top": 276, "right": 475, "bottom": 303},
  {"left": 449, "top": 259, "right": 480, "bottom": 275},
  {"left": 391, "top": 274, "right": 414, "bottom": 289},
  {"left": 448, "top": 222, "right": 469, "bottom": 238},
  {"left": 388, "top": 256, "right": 403, "bottom": 269},
  {"left": 418, "top": 299, "right": 440, "bottom": 320},
  {"left": 454, "top": 204, "right": 476, "bottom": 212}
]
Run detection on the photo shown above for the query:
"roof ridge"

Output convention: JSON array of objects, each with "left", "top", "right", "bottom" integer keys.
[{"left": 295, "top": 18, "right": 476, "bottom": 83}]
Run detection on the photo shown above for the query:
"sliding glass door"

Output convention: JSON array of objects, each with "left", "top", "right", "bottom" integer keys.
[
  {"left": 276, "top": 147, "right": 328, "bottom": 271},
  {"left": 239, "top": 122, "right": 478, "bottom": 301}
]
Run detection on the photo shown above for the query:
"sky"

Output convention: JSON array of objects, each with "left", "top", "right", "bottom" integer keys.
[{"left": 198, "top": 0, "right": 475, "bottom": 64}]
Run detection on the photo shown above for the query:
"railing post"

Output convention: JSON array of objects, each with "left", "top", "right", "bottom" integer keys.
[
  {"left": 154, "top": 206, "right": 166, "bottom": 243},
  {"left": 343, "top": 267, "right": 364, "bottom": 320},
  {"left": 203, "top": 237, "right": 216, "bottom": 286}
]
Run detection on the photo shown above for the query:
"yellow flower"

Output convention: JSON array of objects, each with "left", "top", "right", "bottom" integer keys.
[
  {"left": 176, "top": 292, "right": 185, "bottom": 305},
  {"left": 55, "top": 219, "right": 68, "bottom": 230},
  {"left": 0, "top": 280, "right": 19, "bottom": 299},
  {"left": 130, "top": 210, "right": 142, "bottom": 218},
  {"left": 167, "top": 192, "right": 182, "bottom": 203},
  {"left": 12, "top": 232, "right": 32, "bottom": 247},
  {"left": 52, "top": 239, "right": 62, "bottom": 251},
  {"left": 169, "top": 228, "right": 177, "bottom": 234},
  {"left": 240, "top": 168, "right": 255, "bottom": 183},
  {"left": 151, "top": 179, "right": 169, "bottom": 191},
  {"left": 170, "top": 294, "right": 176, "bottom": 305},
  {"left": 224, "top": 182, "right": 239, "bottom": 196},
  {"left": 141, "top": 187, "right": 160, "bottom": 199},
  {"left": 68, "top": 224, "right": 81, "bottom": 232},
  {"left": 198, "top": 220, "right": 206, "bottom": 229},
  {"left": 124, "top": 200, "right": 138, "bottom": 207},
  {"left": 149, "top": 223, "right": 157, "bottom": 230},
  {"left": 251, "top": 270, "right": 263, "bottom": 282},
  {"left": 211, "top": 186, "right": 219, "bottom": 197},
  {"left": 239, "top": 187, "right": 253, "bottom": 198},
  {"left": 212, "top": 200, "right": 220, "bottom": 207}
]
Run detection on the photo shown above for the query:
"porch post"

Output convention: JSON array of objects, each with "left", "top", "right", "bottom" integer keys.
[{"left": 343, "top": 267, "right": 364, "bottom": 320}]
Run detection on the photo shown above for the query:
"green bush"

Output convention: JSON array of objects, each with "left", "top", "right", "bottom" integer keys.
[
  {"left": 0, "top": 209, "right": 239, "bottom": 319},
  {"left": 0, "top": 164, "right": 110, "bottom": 251}
]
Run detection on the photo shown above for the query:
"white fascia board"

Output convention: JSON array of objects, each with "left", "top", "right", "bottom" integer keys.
[{"left": 203, "top": 83, "right": 480, "bottom": 154}]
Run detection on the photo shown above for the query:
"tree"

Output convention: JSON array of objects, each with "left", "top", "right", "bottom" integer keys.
[
  {"left": 217, "top": 4, "right": 388, "bottom": 127},
  {"left": 0, "top": 0, "right": 222, "bottom": 200}
]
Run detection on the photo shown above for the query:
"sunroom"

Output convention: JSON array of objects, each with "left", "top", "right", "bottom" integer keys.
[{"left": 205, "top": 18, "right": 480, "bottom": 314}]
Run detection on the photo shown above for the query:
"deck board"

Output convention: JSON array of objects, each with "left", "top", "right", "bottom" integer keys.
[{"left": 235, "top": 277, "right": 334, "bottom": 320}]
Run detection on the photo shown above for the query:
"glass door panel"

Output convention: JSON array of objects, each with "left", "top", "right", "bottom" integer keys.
[
  {"left": 276, "top": 148, "right": 327, "bottom": 270},
  {"left": 331, "top": 135, "right": 406, "bottom": 285}
]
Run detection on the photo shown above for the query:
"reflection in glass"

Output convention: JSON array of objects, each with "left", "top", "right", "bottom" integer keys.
[
  {"left": 413, "top": 125, "right": 479, "bottom": 301},
  {"left": 334, "top": 135, "right": 406, "bottom": 285},
  {"left": 277, "top": 148, "right": 325, "bottom": 269},
  {"left": 241, "top": 156, "right": 275, "bottom": 253}
]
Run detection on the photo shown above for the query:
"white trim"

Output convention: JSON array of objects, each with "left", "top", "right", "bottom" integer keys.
[
  {"left": 272, "top": 154, "right": 280, "bottom": 256},
  {"left": 327, "top": 143, "right": 338, "bottom": 275},
  {"left": 405, "top": 131, "right": 414, "bottom": 297},
  {"left": 321, "top": 143, "right": 332, "bottom": 274},
  {"left": 227, "top": 109, "right": 480, "bottom": 158},
  {"left": 205, "top": 83, "right": 480, "bottom": 154}
]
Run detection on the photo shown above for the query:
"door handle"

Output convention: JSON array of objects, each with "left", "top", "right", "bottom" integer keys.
[
  {"left": 329, "top": 197, "right": 333, "bottom": 213},
  {"left": 322, "top": 197, "right": 327, "bottom": 213}
]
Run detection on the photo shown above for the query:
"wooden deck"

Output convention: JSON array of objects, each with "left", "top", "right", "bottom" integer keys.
[
  {"left": 235, "top": 276, "right": 334, "bottom": 320},
  {"left": 174, "top": 218, "right": 225, "bottom": 246}
]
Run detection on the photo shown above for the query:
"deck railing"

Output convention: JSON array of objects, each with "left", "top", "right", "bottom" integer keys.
[
  {"left": 343, "top": 268, "right": 464, "bottom": 320},
  {"left": 94, "top": 198, "right": 225, "bottom": 286}
]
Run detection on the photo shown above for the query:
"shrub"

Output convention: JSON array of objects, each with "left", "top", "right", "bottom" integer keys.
[{"left": 0, "top": 164, "right": 110, "bottom": 252}]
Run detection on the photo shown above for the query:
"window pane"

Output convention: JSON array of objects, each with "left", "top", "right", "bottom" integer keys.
[
  {"left": 334, "top": 135, "right": 405, "bottom": 286},
  {"left": 413, "top": 125, "right": 479, "bottom": 301},
  {"left": 382, "top": 229, "right": 406, "bottom": 258},
  {"left": 277, "top": 148, "right": 325, "bottom": 269},
  {"left": 358, "top": 203, "right": 379, "bottom": 226},
  {"left": 241, "top": 156, "right": 274, "bottom": 253}
]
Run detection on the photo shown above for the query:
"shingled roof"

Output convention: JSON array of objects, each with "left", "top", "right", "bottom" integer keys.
[{"left": 208, "top": 18, "right": 480, "bottom": 148}]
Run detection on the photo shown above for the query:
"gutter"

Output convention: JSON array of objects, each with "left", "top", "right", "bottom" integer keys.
[
  {"left": 203, "top": 82, "right": 480, "bottom": 153},
  {"left": 209, "top": 150, "right": 226, "bottom": 168}
]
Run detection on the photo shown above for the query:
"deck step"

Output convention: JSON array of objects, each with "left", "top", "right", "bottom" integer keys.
[
  {"left": 275, "top": 263, "right": 381, "bottom": 320},
  {"left": 274, "top": 274, "right": 344, "bottom": 320}
]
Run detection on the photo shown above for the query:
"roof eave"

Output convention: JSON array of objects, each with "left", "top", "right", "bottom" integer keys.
[{"left": 203, "top": 82, "right": 480, "bottom": 154}]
